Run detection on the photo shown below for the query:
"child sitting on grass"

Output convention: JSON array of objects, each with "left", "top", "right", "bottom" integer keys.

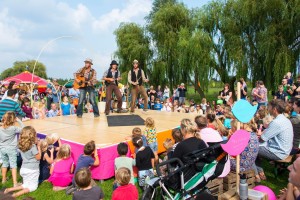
[
  {"left": 4, "top": 126, "right": 41, "bottom": 197},
  {"left": 0, "top": 112, "right": 24, "bottom": 187},
  {"left": 66, "top": 140, "right": 100, "bottom": 195},
  {"left": 143, "top": 117, "right": 158, "bottom": 163},
  {"left": 114, "top": 142, "right": 135, "bottom": 189},
  {"left": 159, "top": 138, "right": 175, "bottom": 176},
  {"left": 46, "top": 133, "right": 61, "bottom": 159},
  {"left": 38, "top": 139, "right": 54, "bottom": 184},
  {"left": 73, "top": 167, "right": 104, "bottom": 200},
  {"left": 132, "top": 136, "right": 155, "bottom": 190},
  {"left": 112, "top": 167, "right": 138, "bottom": 200},
  {"left": 48, "top": 144, "right": 74, "bottom": 191}
]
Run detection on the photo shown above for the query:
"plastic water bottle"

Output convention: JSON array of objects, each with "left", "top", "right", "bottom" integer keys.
[{"left": 239, "top": 173, "right": 248, "bottom": 200}]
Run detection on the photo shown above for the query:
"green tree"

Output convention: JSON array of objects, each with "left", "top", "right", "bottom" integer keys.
[
  {"left": 114, "top": 22, "right": 152, "bottom": 81},
  {"left": 147, "top": 1, "right": 191, "bottom": 90},
  {"left": 0, "top": 60, "right": 47, "bottom": 80}
]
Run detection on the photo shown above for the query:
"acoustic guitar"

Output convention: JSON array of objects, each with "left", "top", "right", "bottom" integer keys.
[{"left": 74, "top": 73, "right": 92, "bottom": 89}]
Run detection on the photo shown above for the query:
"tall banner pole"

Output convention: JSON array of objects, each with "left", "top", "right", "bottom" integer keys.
[{"left": 236, "top": 82, "right": 241, "bottom": 193}]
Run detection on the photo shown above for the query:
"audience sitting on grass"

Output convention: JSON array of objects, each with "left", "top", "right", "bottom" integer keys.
[
  {"left": 38, "top": 139, "right": 54, "bottom": 184},
  {"left": 66, "top": 140, "right": 99, "bottom": 195},
  {"left": 73, "top": 167, "right": 104, "bottom": 200},
  {"left": 45, "top": 133, "right": 61, "bottom": 159},
  {"left": 48, "top": 144, "right": 74, "bottom": 191},
  {"left": 255, "top": 99, "right": 293, "bottom": 181},
  {"left": 0, "top": 112, "right": 25, "bottom": 187},
  {"left": 112, "top": 167, "right": 138, "bottom": 200},
  {"left": 4, "top": 126, "right": 41, "bottom": 198},
  {"left": 114, "top": 142, "right": 135, "bottom": 189}
]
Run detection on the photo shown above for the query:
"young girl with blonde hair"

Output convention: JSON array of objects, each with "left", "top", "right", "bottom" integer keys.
[
  {"left": 143, "top": 117, "right": 158, "bottom": 163},
  {"left": 48, "top": 144, "right": 74, "bottom": 191},
  {"left": 0, "top": 111, "right": 24, "bottom": 187},
  {"left": 4, "top": 126, "right": 41, "bottom": 197},
  {"left": 38, "top": 139, "right": 54, "bottom": 184}
]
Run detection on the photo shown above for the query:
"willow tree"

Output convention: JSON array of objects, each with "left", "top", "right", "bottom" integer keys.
[
  {"left": 177, "top": 24, "right": 213, "bottom": 99},
  {"left": 197, "top": 1, "right": 241, "bottom": 93},
  {"left": 114, "top": 22, "right": 152, "bottom": 79},
  {"left": 147, "top": 1, "right": 191, "bottom": 90},
  {"left": 224, "top": 0, "right": 300, "bottom": 90}
]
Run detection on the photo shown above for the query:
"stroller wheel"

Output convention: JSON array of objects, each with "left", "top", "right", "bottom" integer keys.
[{"left": 141, "top": 185, "right": 155, "bottom": 200}]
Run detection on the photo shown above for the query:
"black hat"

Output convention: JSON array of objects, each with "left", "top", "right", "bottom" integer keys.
[{"left": 110, "top": 60, "right": 119, "bottom": 66}]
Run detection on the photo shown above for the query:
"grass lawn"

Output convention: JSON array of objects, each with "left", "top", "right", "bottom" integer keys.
[
  {"left": 0, "top": 159, "right": 289, "bottom": 199},
  {"left": 0, "top": 87, "right": 289, "bottom": 199}
]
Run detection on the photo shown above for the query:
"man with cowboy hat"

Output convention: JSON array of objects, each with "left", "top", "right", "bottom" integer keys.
[
  {"left": 74, "top": 58, "right": 100, "bottom": 118},
  {"left": 127, "top": 59, "right": 149, "bottom": 114},
  {"left": 102, "top": 60, "right": 125, "bottom": 115}
]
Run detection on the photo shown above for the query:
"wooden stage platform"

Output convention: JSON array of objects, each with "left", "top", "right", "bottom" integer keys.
[{"left": 23, "top": 110, "right": 198, "bottom": 148}]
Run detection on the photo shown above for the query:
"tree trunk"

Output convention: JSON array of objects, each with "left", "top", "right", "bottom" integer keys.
[{"left": 192, "top": 73, "right": 205, "bottom": 99}]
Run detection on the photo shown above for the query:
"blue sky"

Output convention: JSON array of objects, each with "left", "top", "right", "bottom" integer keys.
[{"left": 0, "top": 0, "right": 210, "bottom": 79}]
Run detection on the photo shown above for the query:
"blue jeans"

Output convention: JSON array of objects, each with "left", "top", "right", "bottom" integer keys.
[{"left": 77, "top": 87, "right": 99, "bottom": 116}]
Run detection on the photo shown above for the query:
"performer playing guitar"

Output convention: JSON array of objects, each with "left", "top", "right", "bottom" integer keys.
[
  {"left": 102, "top": 60, "right": 126, "bottom": 115},
  {"left": 74, "top": 58, "right": 100, "bottom": 118},
  {"left": 127, "top": 59, "right": 149, "bottom": 114}
]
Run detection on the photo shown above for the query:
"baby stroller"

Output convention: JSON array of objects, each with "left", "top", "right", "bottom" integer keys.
[{"left": 141, "top": 142, "right": 228, "bottom": 200}]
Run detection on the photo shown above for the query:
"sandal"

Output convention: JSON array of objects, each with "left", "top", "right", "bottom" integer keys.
[{"left": 259, "top": 172, "right": 267, "bottom": 180}]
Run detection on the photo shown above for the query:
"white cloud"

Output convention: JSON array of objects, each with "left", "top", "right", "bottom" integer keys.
[
  {"left": 92, "top": 0, "right": 151, "bottom": 32},
  {"left": 0, "top": 0, "right": 152, "bottom": 78},
  {"left": 56, "top": 2, "right": 93, "bottom": 29},
  {"left": 0, "top": 8, "right": 22, "bottom": 48}
]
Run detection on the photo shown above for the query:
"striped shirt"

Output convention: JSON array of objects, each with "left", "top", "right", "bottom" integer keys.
[
  {"left": 0, "top": 97, "right": 26, "bottom": 120},
  {"left": 261, "top": 114, "right": 293, "bottom": 159}
]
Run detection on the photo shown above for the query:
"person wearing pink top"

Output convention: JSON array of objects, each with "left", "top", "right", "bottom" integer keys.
[{"left": 48, "top": 144, "right": 74, "bottom": 191}]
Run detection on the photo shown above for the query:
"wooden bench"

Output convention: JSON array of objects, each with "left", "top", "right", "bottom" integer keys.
[{"left": 274, "top": 155, "right": 293, "bottom": 179}]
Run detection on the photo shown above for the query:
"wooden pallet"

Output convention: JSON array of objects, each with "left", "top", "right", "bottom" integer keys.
[
  {"left": 223, "top": 170, "right": 256, "bottom": 191},
  {"left": 206, "top": 178, "right": 223, "bottom": 196}
]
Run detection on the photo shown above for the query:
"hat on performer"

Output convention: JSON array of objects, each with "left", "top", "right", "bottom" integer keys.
[
  {"left": 132, "top": 59, "right": 139, "bottom": 64},
  {"left": 110, "top": 60, "right": 119, "bottom": 66},
  {"left": 84, "top": 58, "right": 93, "bottom": 65}
]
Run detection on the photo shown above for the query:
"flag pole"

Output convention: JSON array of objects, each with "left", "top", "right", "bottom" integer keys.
[{"left": 236, "top": 82, "right": 241, "bottom": 193}]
